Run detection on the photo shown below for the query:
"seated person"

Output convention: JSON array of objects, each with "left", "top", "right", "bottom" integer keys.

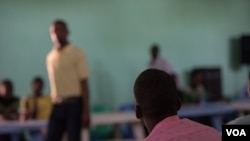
[
  {"left": 0, "top": 79, "right": 20, "bottom": 141},
  {"left": 20, "top": 76, "right": 52, "bottom": 120},
  {"left": 238, "top": 84, "right": 248, "bottom": 100},
  {"left": 133, "top": 69, "right": 221, "bottom": 141},
  {"left": 0, "top": 79, "right": 19, "bottom": 121},
  {"left": 183, "top": 69, "right": 209, "bottom": 104},
  {"left": 19, "top": 77, "right": 52, "bottom": 141},
  {"left": 183, "top": 69, "right": 213, "bottom": 126},
  {"left": 237, "top": 70, "right": 250, "bottom": 100},
  {"left": 227, "top": 71, "right": 250, "bottom": 125}
]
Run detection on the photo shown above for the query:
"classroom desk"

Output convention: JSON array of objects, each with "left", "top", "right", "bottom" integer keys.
[
  {"left": 178, "top": 101, "right": 236, "bottom": 131},
  {"left": 229, "top": 99, "right": 250, "bottom": 116},
  {"left": 0, "top": 112, "right": 144, "bottom": 141},
  {"left": 0, "top": 102, "right": 237, "bottom": 141},
  {"left": 91, "top": 112, "right": 144, "bottom": 140}
]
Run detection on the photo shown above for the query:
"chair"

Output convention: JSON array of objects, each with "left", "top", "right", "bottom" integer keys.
[
  {"left": 90, "top": 104, "right": 115, "bottom": 141},
  {"left": 118, "top": 103, "right": 136, "bottom": 139}
]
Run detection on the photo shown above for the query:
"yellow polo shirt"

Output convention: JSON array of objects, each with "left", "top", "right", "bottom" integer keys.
[
  {"left": 46, "top": 44, "right": 89, "bottom": 100},
  {"left": 20, "top": 95, "right": 52, "bottom": 120}
]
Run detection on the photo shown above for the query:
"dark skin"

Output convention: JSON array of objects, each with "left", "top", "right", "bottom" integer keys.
[
  {"left": 191, "top": 72, "right": 203, "bottom": 90},
  {"left": 30, "top": 81, "right": 43, "bottom": 119},
  {"left": 49, "top": 22, "right": 69, "bottom": 50},
  {"left": 81, "top": 79, "right": 90, "bottom": 128},
  {"left": 0, "top": 82, "right": 19, "bottom": 120},
  {"left": 135, "top": 98, "right": 181, "bottom": 132},
  {"left": 49, "top": 22, "right": 90, "bottom": 128},
  {"left": 133, "top": 69, "right": 181, "bottom": 133},
  {"left": 20, "top": 80, "right": 43, "bottom": 120},
  {"left": 32, "top": 81, "right": 43, "bottom": 97},
  {"left": 150, "top": 46, "right": 159, "bottom": 61}
]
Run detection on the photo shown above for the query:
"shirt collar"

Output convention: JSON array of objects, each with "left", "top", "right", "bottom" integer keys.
[
  {"left": 52, "top": 43, "right": 72, "bottom": 53},
  {"left": 149, "top": 115, "right": 180, "bottom": 136}
]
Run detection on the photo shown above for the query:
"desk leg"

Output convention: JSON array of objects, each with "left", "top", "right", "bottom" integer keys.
[
  {"left": 131, "top": 122, "right": 145, "bottom": 141},
  {"left": 211, "top": 116, "right": 222, "bottom": 131}
]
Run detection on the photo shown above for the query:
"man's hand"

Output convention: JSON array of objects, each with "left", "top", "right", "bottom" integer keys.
[
  {"left": 82, "top": 112, "right": 90, "bottom": 128},
  {"left": 81, "top": 79, "right": 90, "bottom": 128}
]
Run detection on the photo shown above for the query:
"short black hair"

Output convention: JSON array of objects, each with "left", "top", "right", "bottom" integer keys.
[
  {"left": 151, "top": 43, "right": 159, "bottom": 51},
  {"left": 52, "top": 19, "right": 68, "bottom": 29},
  {"left": 191, "top": 69, "right": 202, "bottom": 78},
  {"left": 32, "top": 76, "right": 43, "bottom": 85},
  {"left": 134, "top": 69, "right": 179, "bottom": 121},
  {"left": 1, "top": 79, "right": 13, "bottom": 94}
]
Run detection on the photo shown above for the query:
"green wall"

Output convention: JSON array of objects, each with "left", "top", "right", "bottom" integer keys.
[{"left": 1, "top": 0, "right": 250, "bottom": 109}]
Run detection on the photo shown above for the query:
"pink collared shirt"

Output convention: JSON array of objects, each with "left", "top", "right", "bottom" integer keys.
[{"left": 144, "top": 115, "right": 221, "bottom": 141}]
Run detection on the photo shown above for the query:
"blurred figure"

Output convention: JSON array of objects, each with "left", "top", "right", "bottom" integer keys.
[
  {"left": 238, "top": 84, "right": 249, "bottom": 100},
  {"left": 133, "top": 69, "right": 221, "bottom": 141},
  {"left": 0, "top": 79, "right": 20, "bottom": 141},
  {"left": 183, "top": 69, "right": 209, "bottom": 104},
  {"left": 45, "top": 19, "right": 90, "bottom": 141},
  {"left": 20, "top": 76, "right": 51, "bottom": 120},
  {"left": 20, "top": 76, "right": 52, "bottom": 141},
  {"left": 237, "top": 70, "right": 250, "bottom": 100},
  {"left": 227, "top": 71, "right": 250, "bottom": 125},
  {"left": 0, "top": 79, "right": 19, "bottom": 121},
  {"left": 183, "top": 69, "right": 212, "bottom": 126},
  {"left": 148, "top": 43, "right": 175, "bottom": 75}
]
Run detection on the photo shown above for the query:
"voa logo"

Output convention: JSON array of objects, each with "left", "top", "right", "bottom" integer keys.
[{"left": 226, "top": 129, "right": 246, "bottom": 136}]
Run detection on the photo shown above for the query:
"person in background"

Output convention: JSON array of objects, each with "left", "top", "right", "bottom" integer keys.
[
  {"left": 227, "top": 71, "right": 250, "bottom": 125},
  {"left": 0, "top": 79, "right": 20, "bottom": 141},
  {"left": 0, "top": 79, "right": 19, "bottom": 121},
  {"left": 20, "top": 76, "right": 51, "bottom": 120},
  {"left": 238, "top": 84, "right": 248, "bottom": 100},
  {"left": 148, "top": 43, "right": 184, "bottom": 102},
  {"left": 237, "top": 70, "right": 250, "bottom": 100},
  {"left": 148, "top": 43, "right": 175, "bottom": 75},
  {"left": 182, "top": 69, "right": 212, "bottom": 126},
  {"left": 19, "top": 76, "right": 52, "bottom": 141},
  {"left": 183, "top": 69, "right": 209, "bottom": 104},
  {"left": 133, "top": 69, "right": 221, "bottom": 141},
  {"left": 45, "top": 19, "right": 90, "bottom": 141}
]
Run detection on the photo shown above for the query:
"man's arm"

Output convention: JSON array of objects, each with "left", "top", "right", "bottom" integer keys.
[{"left": 81, "top": 79, "right": 90, "bottom": 128}]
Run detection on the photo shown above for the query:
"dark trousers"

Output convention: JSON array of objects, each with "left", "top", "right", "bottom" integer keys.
[{"left": 45, "top": 97, "right": 83, "bottom": 141}]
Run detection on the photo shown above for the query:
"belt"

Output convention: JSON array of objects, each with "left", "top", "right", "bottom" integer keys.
[{"left": 53, "top": 96, "right": 82, "bottom": 104}]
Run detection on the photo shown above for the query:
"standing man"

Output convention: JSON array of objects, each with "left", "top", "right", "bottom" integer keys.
[
  {"left": 148, "top": 43, "right": 182, "bottom": 89},
  {"left": 148, "top": 43, "right": 175, "bottom": 75},
  {"left": 45, "top": 19, "right": 90, "bottom": 141}
]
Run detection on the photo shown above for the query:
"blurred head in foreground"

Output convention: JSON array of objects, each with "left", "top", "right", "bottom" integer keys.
[{"left": 133, "top": 69, "right": 181, "bottom": 132}]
